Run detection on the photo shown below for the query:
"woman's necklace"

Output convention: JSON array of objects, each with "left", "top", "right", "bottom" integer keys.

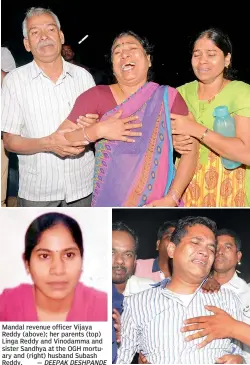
[{"left": 199, "top": 80, "right": 226, "bottom": 104}]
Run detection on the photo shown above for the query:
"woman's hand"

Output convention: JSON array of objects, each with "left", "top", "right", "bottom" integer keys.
[
  {"left": 173, "top": 135, "right": 194, "bottom": 154},
  {"left": 144, "top": 194, "right": 177, "bottom": 207},
  {"left": 171, "top": 112, "right": 200, "bottom": 137},
  {"left": 97, "top": 110, "right": 142, "bottom": 143},
  {"left": 76, "top": 114, "right": 99, "bottom": 128}
]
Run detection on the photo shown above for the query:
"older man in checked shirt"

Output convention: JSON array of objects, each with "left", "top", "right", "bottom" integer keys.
[{"left": 116, "top": 216, "right": 245, "bottom": 364}]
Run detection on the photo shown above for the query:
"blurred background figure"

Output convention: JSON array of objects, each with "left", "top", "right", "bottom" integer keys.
[
  {"left": 62, "top": 43, "right": 87, "bottom": 67},
  {"left": 61, "top": 42, "right": 110, "bottom": 85},
  {"left": 62, "top": 42, "right": 90, "bottom": 70},
  {"left": 61, "top": 43, "right": 76, "bottom": 63},
  {"left": 1, "top": 46, "right": 16, "bottom": 72}
]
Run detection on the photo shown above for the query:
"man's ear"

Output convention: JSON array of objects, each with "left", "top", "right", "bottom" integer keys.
[
  {"left": 24, "top": 38, "right": 31, "bottom": 52},
  {"left": 60, "top": 30, "right": 65, "bottom": 45},
  {"left": 237, "top": 251, "right": 242, "bottom": 264},
  {"left": 167, "top": 242, "right": 176, "bottom": 259}
]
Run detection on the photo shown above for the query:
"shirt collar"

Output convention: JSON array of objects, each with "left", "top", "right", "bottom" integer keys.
[
  {"left": 151, "top": 277, "right": 171, "bottom": 288},
  {"left": 152, "top": 277, "right": 208, "bottom": 295},
  {"left": 63, "top": 59, "right": 74, "bottom": 77},
  {"left": 152, "top": 256, "right": 160, "bottom": 272},
  {"left": 227, "top": 272, "right": 241, "bottom": 289},
  {"left": 30, "top": 58, "right": 74, "bottom": 80}
]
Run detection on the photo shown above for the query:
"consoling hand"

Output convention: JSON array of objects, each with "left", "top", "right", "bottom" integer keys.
[
  {"left": 48, "top": 129, "right": 88, "bottom": 157},
  {"left": 173, "top": 135, "right": 194, "bottom": 155},
  {"left": 181, "top": 306, "right": 236, "bottom": 348},
  {"left": 171, "top": 112, "right": 198, "bottom": 136},
  {"left": 201, "top": 277, "right": 221, "bottom": 293},
  {"left": 76, "top": 114, "right": 99, "bottom": 128}
]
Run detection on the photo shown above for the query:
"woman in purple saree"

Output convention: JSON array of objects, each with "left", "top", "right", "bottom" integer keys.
[
  {"left": 93, "top": 83, "right": 178, "bottom": 207},
  {"left": 64, "top": 31, "right": 198, "bottom": 207}
]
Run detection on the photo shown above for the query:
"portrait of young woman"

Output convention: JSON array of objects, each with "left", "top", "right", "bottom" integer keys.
[{"left": 0, "top": 208, "right": 109, "bottom": 322}]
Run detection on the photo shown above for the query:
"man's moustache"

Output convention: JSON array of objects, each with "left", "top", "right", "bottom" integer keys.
[
  {"left": 113, "top": 266, "right": 126, "bottom": 271},
  {"left": 38, "top": 40, "right": 55, "bottom": 48}
]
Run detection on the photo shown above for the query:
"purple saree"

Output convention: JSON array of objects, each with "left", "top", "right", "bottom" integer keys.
[{"left": 91, "top": 82, "right": 176, "bottom": 207}]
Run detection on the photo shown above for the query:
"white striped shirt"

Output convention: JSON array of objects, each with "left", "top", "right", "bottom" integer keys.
[
  {"left": 1, "top": 59, "right": 95, "bottom": 202},
  {"left": 222, "top": 273, "right": 250, "bottom": 363},
  {"left": 123, "top": 275, "right": 156, "bottom": 297},
  {"left": 117, "top": 280, "right": 244, "bottom": 364}
]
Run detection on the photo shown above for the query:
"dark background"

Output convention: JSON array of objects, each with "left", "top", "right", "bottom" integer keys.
[
  {"left": 112, "top": 208, "right": 250, "bottom": 283},
  {"left": 1, "top": 1, "right": 250, "bottom": 86}
]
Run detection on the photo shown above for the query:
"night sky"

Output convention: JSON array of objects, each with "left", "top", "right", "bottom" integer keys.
[
  {"left": 2, "top": 1, "right": 250, "bottom": 86},
  {"left": 112, "top": 208, "right": 250, "bottom": 283}
]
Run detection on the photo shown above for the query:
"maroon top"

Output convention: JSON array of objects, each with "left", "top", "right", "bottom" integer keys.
[{"left": 67, "top": 85, "right": 188, "bottom": 123}]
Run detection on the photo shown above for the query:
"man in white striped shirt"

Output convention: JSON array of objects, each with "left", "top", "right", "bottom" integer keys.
[
  {"left": 2, "top": 7, "right": 95, "bottom": 206},
  {"left": 180, "top": 228, "right": 250, "bottom": 363},
  {"left": 117, "top": 216, "right": 245, "bottom": 364}
]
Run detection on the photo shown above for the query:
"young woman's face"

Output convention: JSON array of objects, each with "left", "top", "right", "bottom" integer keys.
[{"left": 25, "top": 224, "right": 83, "bottom": 300}]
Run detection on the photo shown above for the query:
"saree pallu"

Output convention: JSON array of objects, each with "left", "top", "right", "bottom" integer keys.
[{"left": 91, "top": 82, "right": 176, "bottom": 207}]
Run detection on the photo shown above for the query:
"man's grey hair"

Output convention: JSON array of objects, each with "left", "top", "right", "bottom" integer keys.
[{"left": 22, "top": 7, "right": 61, "bottom": 38}]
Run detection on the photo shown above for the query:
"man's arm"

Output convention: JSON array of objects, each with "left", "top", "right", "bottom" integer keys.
[
  {"left": 2, "top": 131, "right": 87, "bottom": 157},
  {"left": 1, "top": 76, "right": 87, "bottom": 157}
]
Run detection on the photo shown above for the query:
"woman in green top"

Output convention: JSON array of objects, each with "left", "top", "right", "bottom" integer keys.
[{"left": 171, "top": 28, "right": 250, "bottom": 207}]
